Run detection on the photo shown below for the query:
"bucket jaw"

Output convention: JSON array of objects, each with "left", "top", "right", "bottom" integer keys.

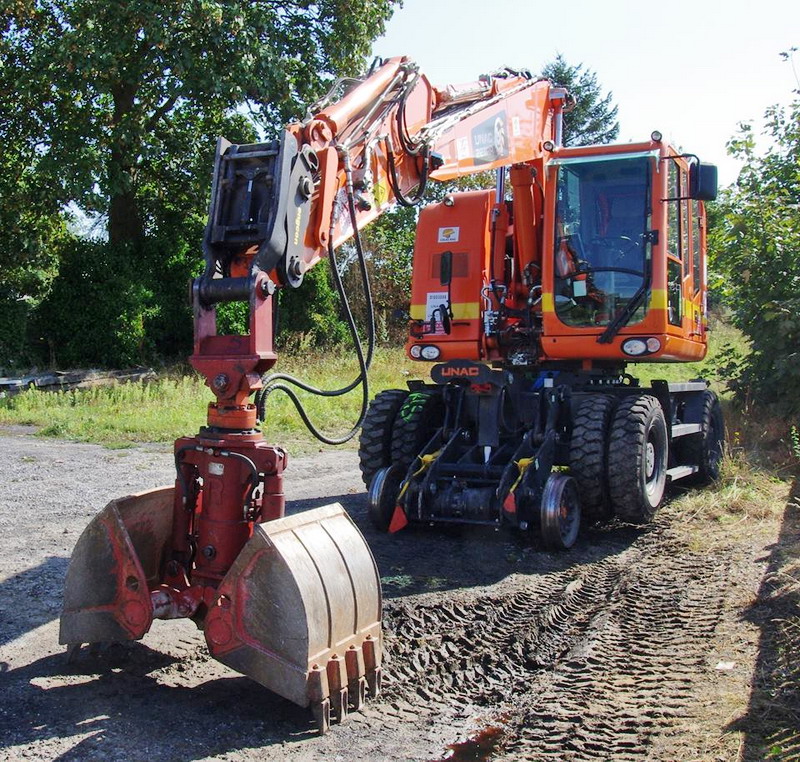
[
  {"left": 60, "top": 490, "right": 381, "bottom": 733},
  {"left": 60, "top": 487, "right": 174, "bottom": 645},
  {"left": 205, "top": 503, "right": 382, "bottom": 730}
]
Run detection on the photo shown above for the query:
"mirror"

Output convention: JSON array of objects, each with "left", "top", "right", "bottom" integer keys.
[
  {"left": 690, "top": 162, "right": 718, "bottom": 201},
  {"left": 439, "top": 250, "right": 453, "bottom": 285}
]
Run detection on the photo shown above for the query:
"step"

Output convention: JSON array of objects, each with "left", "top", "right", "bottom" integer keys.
[
  {"left": 671, "top": 423, "right": 703, "bottom": 438},
  {"left": 667, "top": 465, "right": 699, "bottom": 482}
]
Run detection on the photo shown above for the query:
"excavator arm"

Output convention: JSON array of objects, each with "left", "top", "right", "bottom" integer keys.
[{"left": 61, "top": 56, "right": 567, "bottom": 735}]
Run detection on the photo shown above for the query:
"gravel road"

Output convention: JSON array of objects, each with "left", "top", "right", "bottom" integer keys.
[{"left": 0, "top": 428, "right": 794, "bottom": 761}]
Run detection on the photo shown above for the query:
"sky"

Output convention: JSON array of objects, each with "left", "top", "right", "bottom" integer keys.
[{"left": 372, "top": 0, "right": 800, "bottom": 186}]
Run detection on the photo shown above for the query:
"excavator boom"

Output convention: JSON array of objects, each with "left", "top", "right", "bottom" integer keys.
[{"left": 60, "top": 56, "right": 569, "bottom": 733}]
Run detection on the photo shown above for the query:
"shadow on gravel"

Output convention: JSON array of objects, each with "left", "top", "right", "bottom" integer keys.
[
  {"left": 0, "top": 645, "right": 321, "bottom": 760},
  {"left": 731, "top": 475, "right": 800, "bottom": 761},
  {"left": 0, "top": 556, "right": 69, "bottom": 647},
  {"left": 286, "top": 491, "right": 646, "bottom": 600}
]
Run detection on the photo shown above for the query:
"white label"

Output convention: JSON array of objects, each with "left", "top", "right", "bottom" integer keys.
[
  {"left": 425, "top": 291, "right": 450, "bottom": 335},
  {"left": 573, "top": 279, "right": 587, "bottom": 297},
  {"left": 456, "top": 137, "right": 470, "bottom": 160},
  {"left": 512, "top": 116, "right": 521, "bottom": 137},
  {"left": 437, "top": 226, "right": 460, "bottom": 243},
  {"left": 209, "top": 462, "right": 224, "bottom": 476}
]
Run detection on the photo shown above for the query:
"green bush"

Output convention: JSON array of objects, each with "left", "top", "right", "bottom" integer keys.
[
  {"left": 0, "top": 288, "right": 35, "bottom": 370},
  {"left": 32, "top": 237, "right": 193, "bottom": 367},
  {"left": 710, "top": 94, "right": 800, "bottom": 413}
]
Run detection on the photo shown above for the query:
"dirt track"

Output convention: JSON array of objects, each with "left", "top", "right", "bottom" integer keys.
[{"left": 0, "top": 428, "right": 797, "bottom": 761}]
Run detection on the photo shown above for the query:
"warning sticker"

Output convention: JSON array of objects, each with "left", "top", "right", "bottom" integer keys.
[
  {"left": 425, "top": 291, "right": 450, "bottom": 335},
  {"left": 438, "top": 226, "right": 460, "bottom": 243}
]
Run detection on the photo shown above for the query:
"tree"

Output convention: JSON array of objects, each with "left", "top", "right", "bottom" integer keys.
[
  {"left": 1, "top": 0, "right": 396, "bottom": 246},
  {"left": 539, "top": 54, "right": 619, "bottom": 146},
  {"left": 0, "top": 1, "right": 396, "bottom": 366},
  {"left": 708, "top": 84, "right": 800, "bottom": 412}
]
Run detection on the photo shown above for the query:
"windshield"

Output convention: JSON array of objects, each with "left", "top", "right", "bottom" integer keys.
[{"left": 552, "top": 155, "right": 651, "bottom": 328}]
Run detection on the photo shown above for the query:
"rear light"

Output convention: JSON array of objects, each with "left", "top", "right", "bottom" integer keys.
[
  {"left": 420, "top": 345, "right": 441, "bottom": 361},
  {"left": 409, "top": 345, "right": 422, "bottom": 358}
]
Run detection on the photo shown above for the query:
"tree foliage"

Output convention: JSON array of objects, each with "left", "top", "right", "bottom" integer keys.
[
  {"left": 1, "top": 0, "right": 396, "bottom": 366},
  {"left": 709, "top": 86, "right": 800, "bottom": 412},
  {"left": 539, "top": 53, "right": 619, "bottom": 146},
  {"left": 2, "top": 0, "right": 395, "bottom": 245}
]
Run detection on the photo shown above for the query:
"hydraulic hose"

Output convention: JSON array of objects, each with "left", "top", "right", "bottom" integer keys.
[{"left": 255, "top": 153, "right": 376, "bottom": 445}]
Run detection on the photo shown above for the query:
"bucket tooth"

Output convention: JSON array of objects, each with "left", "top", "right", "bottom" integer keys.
[
  {"left": 312, "top": 699, "right": 331, "bottom": 735},
  {"left": 345, "top": 644, "right": 367, "bottom": 710},
  {"left": 60, "top": 487, "right": 174, "bottom": 646},
  {"left": 363, "top": 634, "right": 382, "bottom": 698},
  {"left": 326, "top": 655, "right": 349, "bottom": 722},
  {"left": 203, "top": 502, "right": 382, "bottom": 713}
]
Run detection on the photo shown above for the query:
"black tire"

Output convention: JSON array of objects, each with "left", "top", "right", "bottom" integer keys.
[
  {"left": 539, "top": 474, "right": 581, "bottom": 550},
  {"left": 358, "top": 389, "right": 409, "bottom": 488},
  {"left": 569, "top": 394, "right": 615, "bottom": 521},
  {"left": 681, "top": 390, "right": 725, "bottom": 485},
  {"left": 607, "top": 394, "right": 668, "bottom": 523},
  {"left": 367, "top": 465, "right": 404, "bottom": 532},
  {"left": 390, "top": 390, "right": 444, "bottom": 469}
]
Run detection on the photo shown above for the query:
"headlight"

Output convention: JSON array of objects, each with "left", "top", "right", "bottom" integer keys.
[
  {"left": 646, "top": 337, "right": 662, "bottom": 353},
  {"left": 621, "top": 337, "right": 661, "bottom": 357},
  {"left": 420, "top": 345, "right": 441, "bottom": 361},
  {"left": 409, "top": 344, "right": 422, "bottom": 358},
  {"left": 621, "top": 338, "right": 648, "bottom": 356}
]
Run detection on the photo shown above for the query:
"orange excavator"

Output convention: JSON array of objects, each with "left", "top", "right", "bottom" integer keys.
[{"left": 60, "top": 56, "right": 721, "bottom": 733}]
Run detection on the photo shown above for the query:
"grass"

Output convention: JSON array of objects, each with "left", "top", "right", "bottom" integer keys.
[
  {"left": 0, "top": 348, "right": 431, "bottom": 452},
  {"left": 1, "top": 315, "right": 794, "bottom": 467}
]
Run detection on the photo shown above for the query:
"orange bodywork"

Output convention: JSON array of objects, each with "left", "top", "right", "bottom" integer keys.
[{"left": 406, "top": 140, "right": 710, "bottom": 367}]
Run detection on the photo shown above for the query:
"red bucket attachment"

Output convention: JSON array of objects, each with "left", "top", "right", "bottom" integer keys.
[
  {"left": 60, "top": 487, "right": 174, "bottom": 645},
  {"left": 60, "top": 491, "right": 382, "bottom": 733},
  {"left": 204, "top": 503, "right": 382, "bottom": 726}
]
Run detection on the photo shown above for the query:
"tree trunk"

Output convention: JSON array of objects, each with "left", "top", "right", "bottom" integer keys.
[
  {"left": 108, "top": 83, "right": 144, "bottom": 245},
  {"left": 108, "top": 179, "right": 143, "bottom": 245}
]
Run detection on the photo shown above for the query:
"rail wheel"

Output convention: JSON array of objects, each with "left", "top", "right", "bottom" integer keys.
[
  {"left": 569, "top": 394, "right": 615, "bottom": 521},
  {"left": 681, "top": 390, "right": 725, "bottom": 484},
  {"left": 367, "top": 464, "right": 405, "bottom": 532},
  {"left": 358, "top": 389, "right": 408, "bottom": 488},
  {"left": 539, "top": 474, "right": 581, "bottom": 550},
  {"left": 391, "top": 390, "right": 444, "bottom": 469},
  {"left": 607, "top": 394, "right": 668, "bottom": 523}
]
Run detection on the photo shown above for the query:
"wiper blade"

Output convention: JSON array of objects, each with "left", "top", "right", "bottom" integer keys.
[{"left": 597, "top": 282, "right": 649, "bottom": 344}]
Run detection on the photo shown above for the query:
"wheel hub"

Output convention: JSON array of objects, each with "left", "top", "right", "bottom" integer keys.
[{"left": 645, "top": 441, "right": 655, "bottom": 479}]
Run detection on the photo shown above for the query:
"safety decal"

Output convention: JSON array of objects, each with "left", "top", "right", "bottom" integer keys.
[
  {"left": 425, "top": 291, "right": 450, "bottom": 335},
  {"left": 438, "top": 226, "right": 460, "bottom": 243}
]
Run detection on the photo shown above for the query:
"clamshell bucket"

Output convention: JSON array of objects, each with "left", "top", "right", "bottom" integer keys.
[
  {"left": 60, "top": 487, "right": 174, "bottom": 645},
  {"left": 60, "top": 489, "right": 382, "bottom": 731},
  {"left": 204, "top": 503, "right": 383, "bottom": 725}
]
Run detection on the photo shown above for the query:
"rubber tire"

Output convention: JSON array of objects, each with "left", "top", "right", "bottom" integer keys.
[
  {"left": 358, "top": 389, "right": 409, "bottom": 489},
  {"left": 390, "top": 390, "right": 444, "bottom": 469},
  {"left": 607, "top": 394, "right": 668, "bottom": 523},
  {"left": 539, "top": 474, "right": 581, "bottom": 550},
  {"left": 367, "top": 465, "right": 404, "bottom": 532},
  {"left": 681, "top": 390, "right": 725, "bottom": 485},
  {"left": 569, "top": 394, "right": 616, "bottom": 521}
]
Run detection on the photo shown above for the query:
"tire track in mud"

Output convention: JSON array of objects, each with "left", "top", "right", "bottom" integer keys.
[{"left": 375, "top": 520, "right": 729, "bottom": 760}]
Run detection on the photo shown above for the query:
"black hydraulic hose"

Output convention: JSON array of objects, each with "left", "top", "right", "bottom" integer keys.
[
  {"left": 255, "top": 168, "right": 375, "bottom": 444},
  {"left": 256, "top": 179, "right": 376, "bottom": 399},
  {"left": 386, "top": 139, "right": 430, "bottom": 207},
  {"left": 256, "top": 238, "right": 370, "bottom": 444}
]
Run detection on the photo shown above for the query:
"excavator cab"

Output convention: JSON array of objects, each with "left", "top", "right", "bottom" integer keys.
[{"left": 541, "top": 140, "right": 717, "bottom": 363}]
